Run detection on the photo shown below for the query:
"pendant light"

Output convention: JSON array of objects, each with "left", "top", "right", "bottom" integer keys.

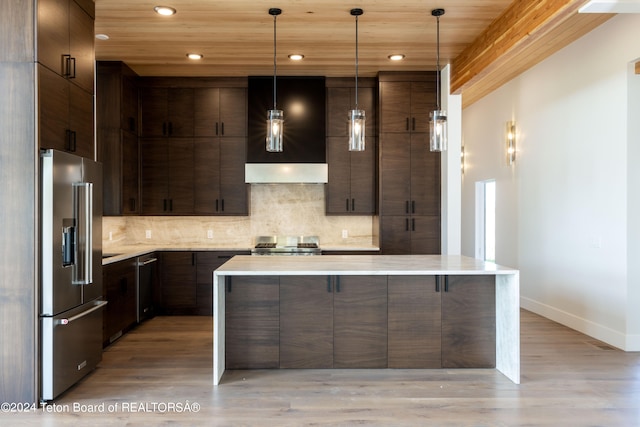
[
  {"left": 429, "top": 8, "right": 447, "bottom": 152},
  {"left": 266, "top": 8, "right": 283, "bottom": 152},
  {"left": 348, "top": 8, "right": 365, "bottom": 152}
]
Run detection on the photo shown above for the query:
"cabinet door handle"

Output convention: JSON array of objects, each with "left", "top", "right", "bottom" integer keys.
[
  {"left": 69, "top": 57, "right": 76, "bottom": 79},
  {"left": 351, "top": 199, "right": 355, "bottom": 211},
  {"left": 215, "top": 122, "right": 219, "bottom": 135},
  {"left": 412, "top": 218, "right": 415, "bottom": 231},
  {"left": 227, "top": 277, "right": 232, "bottom": 293},
  {"left": 412, "top": 117, "right": 416, "bottom": 131},
  {"left": 346, "top": 199, "right": 350, "bottom": 211},
  {"left": 405, "top": 117, "right": 409, "bottom": 131},
  {"left": 412, "top": 200, "right": 415, "bottom": 214},
  {"left": 221, "top": 122, "right": 225, "bottom": 135},
  {"left": 215, "top": 199, "right": 219, "bottom": 211},
  {"left": 129, "top": 198, "right": 136, "bottom": 212},
  {"left": 163, "top": 199, "right": 167, "bottom": 211},
  {"left": 128, "top": 117, "right": 136, "bottom": 132},
  {"left": 162, "top": 122, "right": 167, "bottom": 136},
  {"left": 405, "top": 201, "right": 409, "bottom": 214},
  {"left": 444, "top": 276, "right": 449, "bottom": 292},
  {"left": 192, "top": 253, "right": 196, "bottom": 266},
  {"left": 168, "top": 122, "right": 173, "bottom": 136},
  {"left": 327, "top": 276, "right": 332, "bottom": 293},
  {"left": 405, "top": 218, "right": 409, "bottom": 231},
  {"left": 169, "top": 199, "right": 173, "bottom": 211},
  {"left": 435, "top": 276, "right": 440, "bottom": 292},
  {"left": 221, "top": 199, "right": 224, "bottom": 212},
  {"left": 62, "top": 54, "right": 72, "bottom": 77}
]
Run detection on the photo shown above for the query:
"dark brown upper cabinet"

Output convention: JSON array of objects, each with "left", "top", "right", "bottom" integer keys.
[
  {"left": 37, "top": 0, "right": 95, "bottom": 94},
  {"left": 140, "top": 87, "right": 194, "bottom": 138},
  {"left": 194, "top": 88, "right": 247, "bottom": 137}
]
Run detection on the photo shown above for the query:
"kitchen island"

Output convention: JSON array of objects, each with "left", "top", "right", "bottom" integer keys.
[{"left": 213, "top": 255, "right": 520, "bottom": 385}]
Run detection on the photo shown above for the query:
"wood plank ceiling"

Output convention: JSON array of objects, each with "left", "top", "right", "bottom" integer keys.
[{"left": 94, "top": 0, "right": 612, "bottom": 107}]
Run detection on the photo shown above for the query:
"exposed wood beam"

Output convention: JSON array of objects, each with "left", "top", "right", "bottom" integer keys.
[{"left": 451, "top": 0, "right": 612, "bottom": 108}]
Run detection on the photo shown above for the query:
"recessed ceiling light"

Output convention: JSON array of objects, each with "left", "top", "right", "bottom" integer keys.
[
  {"left": 154, "top": 6, "right": 176, "bottom": 16},
  {"left": 388, "top": 54, "right": 405, "bottom": 61},
  {"left": 95, "top": 34, "right": 110, "bottom": 41},
  {"left": 187, "top": 53, "right": 203, "bottom": 60},
  {"left": 288, "top": 54, "right": 304, "bottom": 61}
]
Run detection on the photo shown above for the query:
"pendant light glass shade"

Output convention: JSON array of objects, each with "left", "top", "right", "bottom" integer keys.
[
  {"left": 348, "top": 109, "right": 366, "bottom": 151},
  {"left": 429, "top": 110, "right": 447, "bottom": 152},
  {"left": 430, "top": 8, "right": 447, "bottom": 152},
  {"left": 348, "top": 8, "right": 365, "bottom": 152},
  {"left": 266, "top": 8, "right": 283, "bottom": 152},
  {"left": 266, "top": 109, "right": 284, "bottom": 152}
]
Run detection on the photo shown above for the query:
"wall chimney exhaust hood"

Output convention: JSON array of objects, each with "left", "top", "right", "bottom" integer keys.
[{"left": 246, "top": 76, "right": 327, "bottom": 183}]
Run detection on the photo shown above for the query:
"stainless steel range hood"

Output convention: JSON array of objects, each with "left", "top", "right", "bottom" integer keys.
[{"left": 245, "top": 163, "right": 328, "bottom": 184}]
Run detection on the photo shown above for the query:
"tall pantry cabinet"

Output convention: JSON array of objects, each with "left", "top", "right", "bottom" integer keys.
[
  {"left": 377, "top": 72, "right": 441, "bottom": 254},
  {"left": 0, "top": 0, "right": 95, "bottom": 404}
]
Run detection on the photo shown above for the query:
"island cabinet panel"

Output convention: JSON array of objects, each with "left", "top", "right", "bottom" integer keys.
[
  {"left": 279, "top": 275, "right": 387, "bottom": 369},
  {"left": 388, "top": 275, "right": 442, "bottom": 368},
  {"left": 441, "top": 275, "right": 496, "bottom": 368},
  {"left": 333, "top": 276, "right": 387, "bottom": 368},
  {"left": 225, "top": 276, "right": 280, "bottom": 369},
  {"left": 280, "top": 276, "right": 334, "bottom": 368}
]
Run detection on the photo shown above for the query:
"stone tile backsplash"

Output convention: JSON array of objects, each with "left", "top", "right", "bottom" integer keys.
[{"left": 103, "top": 184, "right": 374, "bottom": 250}]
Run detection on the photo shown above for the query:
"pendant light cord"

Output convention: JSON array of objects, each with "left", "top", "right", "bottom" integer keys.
[
  {"left": 273, "top": 12, "right": 277, "bottom": 110},
  {"left": 355, "top": 14, "right": 359, "bottom": 109},
  {"left": 436, "top": 14, "right": 440, "bottom": 111}
]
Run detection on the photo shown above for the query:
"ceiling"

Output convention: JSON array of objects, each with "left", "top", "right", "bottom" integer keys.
[{"left": 94, "top": 0, "right": 614, "bottom": 106}]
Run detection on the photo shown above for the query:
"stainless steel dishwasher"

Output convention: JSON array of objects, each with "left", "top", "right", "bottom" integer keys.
[{"left": 137, "top": 253, "right": 158, "bottom": 323}]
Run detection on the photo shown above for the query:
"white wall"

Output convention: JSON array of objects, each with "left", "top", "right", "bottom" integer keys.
[
  {"left": 627, "top": 61, "right": 640, "bottom": 349},
  {"left": 461, "top": 14, "right": 640, "bottom": 350}
]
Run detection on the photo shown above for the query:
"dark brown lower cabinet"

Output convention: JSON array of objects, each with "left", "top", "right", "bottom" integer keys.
[
  {"left": 388, "top": 274, "right": 496, "bottom": 368},
  {"left": 388, "top": 275, "right": 442, "bottom": 368},
  {"left": 160, "top": 252, "right": 196, "bottom": 314},
  {"left": 103, "top": 258, "right": 138, "bottom": 346},
  {"left": 279, "top": 275, "right": 387, "bottom": 369},
  {"left": 225, "top": 276, "right": 280, "bottom": 369},
  {"left": 195, "top": 251, "right": 249, "bottom": 315},
  {"left": 441, "top": 275, "right": 496, "bottom": 368}
]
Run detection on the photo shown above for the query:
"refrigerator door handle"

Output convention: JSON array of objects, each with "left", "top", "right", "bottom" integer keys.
[
  {"left": 58, "top": 300, "right": 108, "bottom": 325},
  {"left": 74, "top": 182, "right": 93, "bottom": 285}
]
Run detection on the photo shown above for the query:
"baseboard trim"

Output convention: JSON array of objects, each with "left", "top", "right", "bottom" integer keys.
[{"left": 520, "top": 296, "right": 640, "bottom": 351}]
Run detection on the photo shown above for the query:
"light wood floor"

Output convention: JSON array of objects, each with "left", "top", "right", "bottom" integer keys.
[{"left": 7, "top": 310, "right": 640, "bottom": 426}]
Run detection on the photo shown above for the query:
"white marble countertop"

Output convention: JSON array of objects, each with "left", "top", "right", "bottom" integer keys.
[
  {"left": 102, "top": 244, "right": 380, "bottom": 265},
  {"left": 214, "top": 254, "right": 517, "bottom": 276}
]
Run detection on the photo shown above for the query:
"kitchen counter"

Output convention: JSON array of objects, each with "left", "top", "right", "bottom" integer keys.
[
  {"left": 101, "top": 244, "right": 380, "bottom": 265},
  {"left": 213, "top": 255, "right": 520, "bottom": 385}
]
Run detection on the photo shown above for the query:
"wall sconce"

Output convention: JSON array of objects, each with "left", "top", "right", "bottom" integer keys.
[
  {"left": 506, "top": 121, "right": 516, "bottom": 165},
  {"left": 460, "top": 145, "right": 465, "bottom": 175}
]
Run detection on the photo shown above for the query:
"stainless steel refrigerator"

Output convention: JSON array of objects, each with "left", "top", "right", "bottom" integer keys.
[{"left": 40, "top": 149, "right": 107, "bottom": 401}]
